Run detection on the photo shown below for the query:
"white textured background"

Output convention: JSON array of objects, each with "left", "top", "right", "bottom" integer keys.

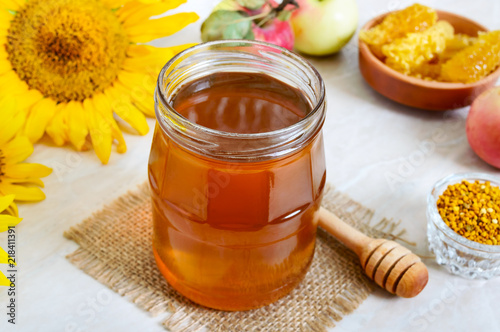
[{"left": 1, "top": 0, "right": 500, "bottom": 331}]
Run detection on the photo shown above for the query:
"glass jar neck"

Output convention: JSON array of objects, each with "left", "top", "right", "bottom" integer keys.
[{"left": 155, "top": 40, "right": 326, "bottom": 162}]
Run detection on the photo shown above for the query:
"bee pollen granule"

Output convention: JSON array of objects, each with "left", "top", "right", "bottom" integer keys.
[{"left": 437, "top": 180, "right": 500, "bottom": 245}]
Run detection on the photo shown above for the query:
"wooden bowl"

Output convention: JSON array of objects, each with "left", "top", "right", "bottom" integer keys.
[{"left": 359, "top": 10, "right": 500, "bottom": 111}]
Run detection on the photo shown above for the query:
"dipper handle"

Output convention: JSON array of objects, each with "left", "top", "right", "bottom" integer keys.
[{"left": 318, "top": 207, "right": 428, "bottom": 298}]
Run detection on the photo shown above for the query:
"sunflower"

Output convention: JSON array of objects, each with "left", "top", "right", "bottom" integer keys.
[
  {"left": 0, "top": 0, "right": 198, "bottom": 164},
  {"left": 0, "top": 113, "right": 52, "bottom": 202},
  {"left": 0, "top": 194, "right": 21, "bottom": 227},
  {"left": 0, "top": 194, "right": 19, "bottom": 286}
]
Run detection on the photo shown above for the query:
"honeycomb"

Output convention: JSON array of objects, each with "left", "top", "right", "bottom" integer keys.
[
  {"left": 361, "top": 4, "right": 500, "bottom": 83},
  {"left": 439, "top": 34, "right": 478, "bottom": 62},
  {"left": 382, "top": 21, "right": 454, "bottom": 75},
  {"left": 410, "top": 63, "right": 442, "bottom": 80},
  {"left": 440, "top": 30, "right": 500, "bottom": 83},
  {"left": 360, "top": 4, "right": 438, "bottom": 58}
]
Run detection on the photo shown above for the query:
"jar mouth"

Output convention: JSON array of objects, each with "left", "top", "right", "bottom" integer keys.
[
  {"left": 154, "top": 40, "right": 326, "bottom": 161},
  {"left": 156, "top": 40, "right": 325, "bottom": 139}
]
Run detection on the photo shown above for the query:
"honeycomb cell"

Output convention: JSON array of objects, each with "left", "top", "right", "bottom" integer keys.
[
  {"left": 410, "top": 62, "right": 442, "bottom": 80},
  {"left": 440, "top": 30, "right": 500, "bottom": 83},
  {"left": 439, "top": 34, "right": 478, "bottom": 62},
  {"left": 360, "top": 3, "right": 438, "bottom": 58},
  {"left": 382, "top": 21, "right": 454, "bottom": 75}
]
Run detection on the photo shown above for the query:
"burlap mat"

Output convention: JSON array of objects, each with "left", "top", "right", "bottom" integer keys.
[{"left": 64, "top": 183, "right": 408, "bottom": 332}]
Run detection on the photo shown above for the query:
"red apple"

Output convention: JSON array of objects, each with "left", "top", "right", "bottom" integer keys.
[
  {"left": 466, "top": 87, "right": 500, "bottom": 168},
  {"left": 201, "top": 0, "right": 295, "bottom": 50},
  {"left": 252, "top": 19, "right": 294, "bottom": 50}
]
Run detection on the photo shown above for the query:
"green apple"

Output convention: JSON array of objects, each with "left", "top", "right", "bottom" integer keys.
[{"left": 291, "top": 0, "right": 358, "bottom": 56}]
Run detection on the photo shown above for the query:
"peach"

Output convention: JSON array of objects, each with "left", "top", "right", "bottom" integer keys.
[{"left": 466, "top": 87, "right": 500, "bottom": 168}]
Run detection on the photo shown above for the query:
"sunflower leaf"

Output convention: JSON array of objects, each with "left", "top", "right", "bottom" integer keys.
[
  {"left": 201, "top": 10, "right": 253, "bottom": 42},
  {"left": 236, "top": 0, "right": 266, "bottom": 10}
]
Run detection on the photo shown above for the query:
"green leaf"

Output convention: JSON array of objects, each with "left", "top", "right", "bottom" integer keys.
[
  {"left": 235, "top": 0, "right": 266, "bottom": 10},
  {"left": 243, "top": 27, "right": 255, "bottom": 40},
  {"left": 277, "top": 10, "right": 292, "bottom": 22},
  {"left": 201, "top": 10, "right": 253, "bottom": 42}
]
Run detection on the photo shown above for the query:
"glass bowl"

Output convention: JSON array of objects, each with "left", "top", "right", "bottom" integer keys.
[{"left": 427, "top": 172, "right": 500, "bottom": 279}]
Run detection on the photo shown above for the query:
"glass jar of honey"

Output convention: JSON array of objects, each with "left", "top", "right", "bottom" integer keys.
[{"left": 149, "top": 40, "right": 326, "bottom": 311}]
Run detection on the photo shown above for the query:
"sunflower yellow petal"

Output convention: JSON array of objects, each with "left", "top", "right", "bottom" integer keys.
[
  {"left": 0, "top": 183, "right": 45, "bottom": 202},
  {"left": 104, "top": 87, "right": 149, "bottom": 135},
  {"left": 112, "top": 123, "right": 127, "bottom": 154},
  {"left": 117, "top": 71, "right": 156, "bottom": 116},
  {"left": 66, "top": 101, "right": 89, "bottom": 151},
  {"left": 46, "top": 103, "right": 68, "bottom": 146},
  {"left": 0, "top": 94, "right": 17, "bottom": 116},
  {"left": 119, "top": 0, "right": 186, "bottom": 27},
  {"left": 116, "top": 81, "right": 155, "bottom": 117},
  {"left": 131, "top": 93, "right": 154, "bottom": 117},
  {"left": 128, "top": 42, "right": 196, "bottom": 58},
  {"left": 0, "top": 215, "right": 22, "bottom": 233},
  {"left": 126, "top": 44, "right": 151, "bottom": 58},
  {"left": 0, "top": 102, "right": 23, "bottom": 146},
  {"left": 0, "top": 59, "right": 11, "bottom": 75},
  {"left": 18, "top": 88, "right": 44, "bottom": 112},
  {"left": 122, "top": 47, "right": 173, "bottom": 73},
  {"left": 0, "top": 246, "right": 16, "bottom": 265},
  {"left": 4, "top": 163, "right": 52, "bottom": 179},
  {"left": 124, "top": 43, "right": 196, "bottom": 76},
  {"left": 5, "top": 201, "right": 17, "bottom": 217},
  {"left": 84, "top": 99, "right": 112, "bottom": 164},
  {"left": 5, "top": 177, "right": 45, "bottom": 187},
  {"left": 91, "top": 92, "right": 113, "bottom": 118},
  {"left": 163, "top": 43, "right": 197, "bottom": 57},
  {"left": 101, "top": 0, "right": 130, "bottom": 9},
  {"left": 24, "top": 98, "right": 57, "bottom": 143},
  {"left": 0, "top": 271, "right": 11, "bottom": 286},
  {"left": 0, "top": 194, "right": 15, "bottom": 213},
  {"left": 0, "top": 9, "right": 14, "bottom": 22},
  {"left": 92, "top": 93, "right": 127, "bottom": 153},
  {"left": 0, "top": 0, "right": 20, "bottom": 11},
  {"left": 0, "top": 271, "right": 10, "bottom": 286},
  {"left": 0, "top": 71, "right": 29, "bottom": 98},
  {"left": 123, "top": 49, "right": 167, "bottom": 73},
  {"left": 0, "top": 45, "right": 8, "bottom": 59},
  {"left": 125, "top": 12, "right": 198, "bottom": 43},
  {"left": 0, "top": 9, "right": 13, "bottom": 30},
  {"left": 1, "top": 136, "right": 33, "bottom": 165}
]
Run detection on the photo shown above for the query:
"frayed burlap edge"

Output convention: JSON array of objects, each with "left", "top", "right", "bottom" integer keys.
[
  {"left": 65, "top": 183, "right": 409, "bottom": 332},
  {"left": 67, "top": 248, "right": 175, "bottom": 316},
  {"left": 65, "top": 184, "right": 177, "bottom": 316}
]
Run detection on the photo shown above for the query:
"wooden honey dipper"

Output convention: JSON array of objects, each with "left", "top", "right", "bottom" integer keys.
[{"left": 318, "top": 207, "right": 428, "bottom": 298}]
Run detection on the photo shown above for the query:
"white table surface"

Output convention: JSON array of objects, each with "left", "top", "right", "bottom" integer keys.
[{"left": 2, "top": 0, "right": 500, "bottom": 331}]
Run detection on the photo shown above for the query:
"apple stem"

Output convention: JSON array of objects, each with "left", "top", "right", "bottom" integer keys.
[
  {"left": 274, "top": 0, "right": 299, "bottom": 13},
  {"left": 256, "top": 0, "right": 299, "bottom": 27},
  {"left": 233, "top": 10, "right": 269, "bottom": 24}
]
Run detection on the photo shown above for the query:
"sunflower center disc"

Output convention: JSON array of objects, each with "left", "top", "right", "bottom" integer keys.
[{"left": 6, "top": 0, "right": 129, "bottom": 103}]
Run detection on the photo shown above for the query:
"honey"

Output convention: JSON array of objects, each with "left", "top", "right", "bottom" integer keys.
[{"left": 149, "top": 41, "right": 326, "bottom": 311}]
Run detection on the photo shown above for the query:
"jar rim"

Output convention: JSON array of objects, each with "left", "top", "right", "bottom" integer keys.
[{"left": 155, "top": 39, "right": 326, "bottom": 140}]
